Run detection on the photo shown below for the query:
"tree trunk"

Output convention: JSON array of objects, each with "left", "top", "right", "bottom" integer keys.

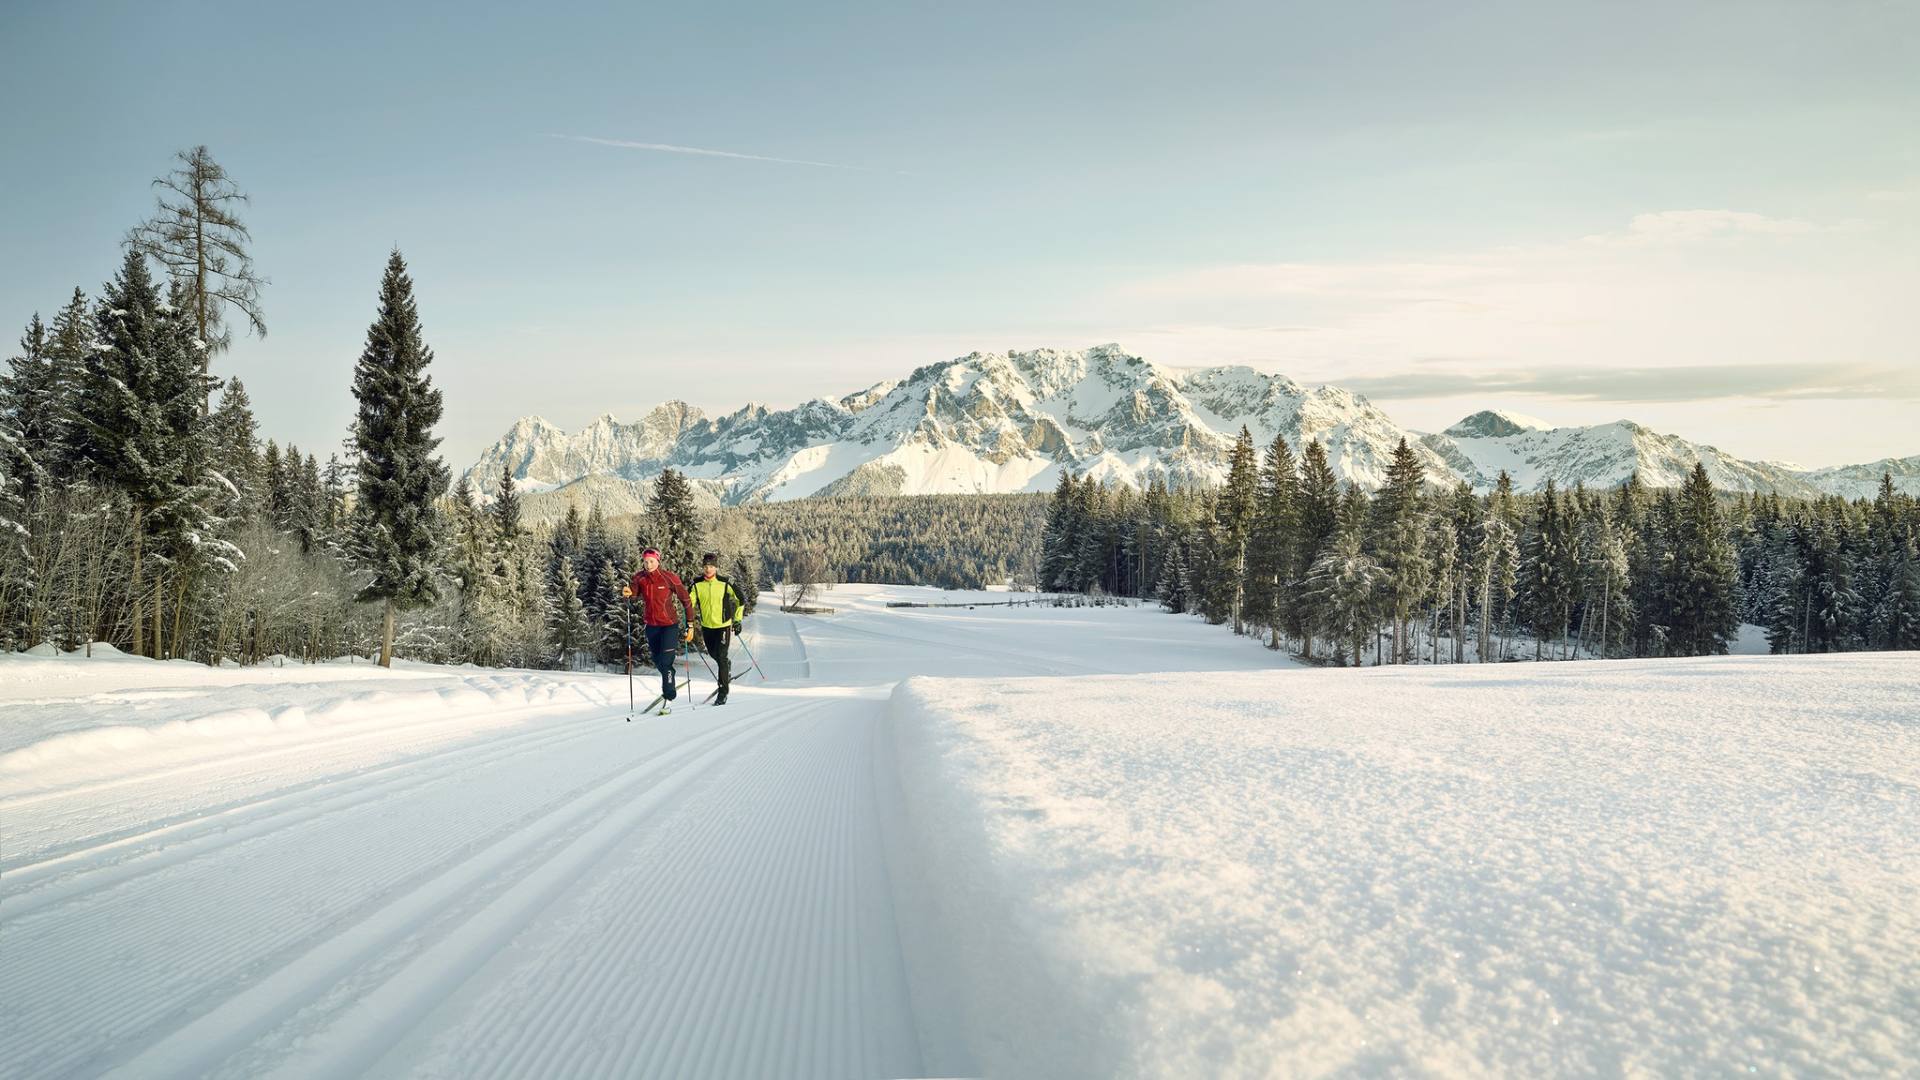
[
  {"left": 379, "top": 598, "right": 396, "bottom": 668},
  {"left": 1599, "top": 579, "right": 1609, "bottom": 659},
  {"left": 173, "top": 571, "right": 191, "bottom": 663},
  {"left": 1478, "top": 573, "right": 1492, "bottom": 663},
  {"left": 1455, "top": 577, "right": 1467, "bottom": 663},
  {"left": 130, "top": 511, "right": 145, "bottom": 657}
]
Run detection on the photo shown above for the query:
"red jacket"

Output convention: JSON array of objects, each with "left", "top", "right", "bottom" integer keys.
[{"left": 629, "top": 567, "right": 692, "bottom": 628}]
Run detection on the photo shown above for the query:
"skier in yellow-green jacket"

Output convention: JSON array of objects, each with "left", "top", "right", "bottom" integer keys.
[{"left": 689, "top": 552, "right": 747, "bottom": 705}]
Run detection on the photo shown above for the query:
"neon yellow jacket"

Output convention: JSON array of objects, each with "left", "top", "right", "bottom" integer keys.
[{"left": 689, "top": 574, "right": 745, "bottom": 630}]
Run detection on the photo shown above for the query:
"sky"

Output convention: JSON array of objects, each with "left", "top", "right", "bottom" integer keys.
[{"left": 2, "top": 0, "right": 1915, "bottom": 471}]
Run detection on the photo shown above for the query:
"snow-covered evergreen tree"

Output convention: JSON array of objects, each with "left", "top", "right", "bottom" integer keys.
[
  {"left": 1661, "top": 464, "right": 1740, "bottom": 656},
  {"left": 1303, "top": 524, "right": 1382, "bottom": 668},
  {"left": 545, "top": 556, "right": 592, "bottom": 668},
  {"left": 644, "top": 467, "right": 701, "bottom": 576},
  {"left": 1368, "top": 438, "right": 1428, "bottom": 663},
  {"left": 347, "top": 251, "right": 449, "bottom": 667},
  {"left": 1245, "top": 433, "right": 1297, "bottom": 649}
]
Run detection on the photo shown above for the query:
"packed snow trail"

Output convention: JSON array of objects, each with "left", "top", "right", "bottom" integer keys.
[{"left": 0, "top": 586, "right": 1274, "bottom": 1079}]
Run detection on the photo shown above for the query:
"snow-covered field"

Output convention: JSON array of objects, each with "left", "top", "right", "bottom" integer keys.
[
  {"left": 892, "top": 656, "right": 1920, "bottom": 1077},
  {"left": 3, "top": 585, "right": 1914, "bottom": 1077}
]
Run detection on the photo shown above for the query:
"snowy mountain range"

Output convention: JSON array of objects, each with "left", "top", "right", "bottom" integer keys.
[{"left": 460, "top": 344, "right": 1919, "bottom": 508}]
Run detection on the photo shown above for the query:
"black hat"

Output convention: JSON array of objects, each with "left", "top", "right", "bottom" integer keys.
[{"left": 702, "top": 551, "right": 719, "bottom": 566}]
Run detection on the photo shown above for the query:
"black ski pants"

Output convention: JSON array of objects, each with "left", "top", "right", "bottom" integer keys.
[{"left": 644, "top": 624, "right": 678, "bottom": 700}]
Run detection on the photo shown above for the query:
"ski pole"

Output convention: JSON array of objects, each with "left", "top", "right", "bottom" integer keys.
[
  {"left": 683, "top": 625, "right": 695, "bottom": 710},
  {"left": 624, "top": 589, "right": 634, "bottom": 718},
  {"left": 733, "top": 627, "right": 768, "bottom": 682},
  {"left": 691, "top": 632, "right": 719, "bottom": 680}
]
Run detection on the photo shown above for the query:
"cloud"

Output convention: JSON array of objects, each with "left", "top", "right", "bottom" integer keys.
[
  {"left": 545, "top": 133, "right": 908, "bottom": 174},
  {"left": 1579, "top": 209, "right": 1828, "bottom": 247},
  {"left": 1333, "top": 362, "right": 1920, "bottom": 404},
  {"left": 1094, "top": 207, "right": 1915, "bottom": 407}
]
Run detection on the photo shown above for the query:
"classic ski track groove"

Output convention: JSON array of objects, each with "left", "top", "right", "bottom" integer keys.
[
  {"left": 1, "top": 702, "right": 623, "bottom": 914},
  {"left": 415, "top": 697, "right": 920, "bottom": 1080},
  {"left": 1, "top": 701, "right": 804, "bottom": 1080}
]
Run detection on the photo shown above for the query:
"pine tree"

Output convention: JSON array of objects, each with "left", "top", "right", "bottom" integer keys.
[
  {"left": 1445, "top": 484, "right": 1480, "bottom": 663},
  {"left": 1476, "top": 477, "right": 1520, "bottom": 663},
  {"left": 1211, "top": 427, "right": 1260, "bottom": 633},
  {"left": 1521, "top": 480, "right": 1570, "bottom": 660},
  {"left": 1426, "top": 510, "right": 1458, "bottom": 663},
  {"left": 1246, "top": 433, "right": 1298, "bottom": 649},
  {"left": 644, "top": 467, "right": 701, "bottom": 576},
  {"left": 1664, "top": 463, "right": 1739, "bottom": 656},
  {"left": 600, "top": 557, "right": 638, "bottom": 667},
  {"left": 1040, "top": 470, "right": 1078, "bottom": 591},
  {"left": 1877, "top": 526, "right": 1920, "bottom": 651},
  {"left": 1292, "top": 440, "right": 1340, "bottom": 658},
  {"left": 71, "top": 251, "right": 209, "bottom": 657},
  {"left": 1, "top": 314, "right": 54, "bottom": 499},
  {"left": 1369, "top": 438, "right": 1429, "bottom": 663},
  {"left": 207, "top": 378, "right": 262, "bottom": 522},
  {"left": 347, "top": 251, "right": 449, "bottom": 667},
  {"left": 1157, "top": 533, "right": 1191, "bottom": 613},
  {"left": 1303, "top": 522, "right": 1382, "bottom": 668},
  {"left": 40, "top": 288, "right": 91, "bottom": 477},
  {"left": 1581, "top": 496, "right": 1630, "bottom": 658},
  {"left": 262, "top": 440, "right": 288, "bottom": 526},
  {"left": 493, "top": 464, "right": 522, "bottom": 540},
  {"left": 545, "top": 556, "right": 592, "bottom": 667}
]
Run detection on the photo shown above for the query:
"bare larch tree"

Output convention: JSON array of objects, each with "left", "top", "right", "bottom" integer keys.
[{"left": 127, "top": 146, "right": 269, "bottom": 405}]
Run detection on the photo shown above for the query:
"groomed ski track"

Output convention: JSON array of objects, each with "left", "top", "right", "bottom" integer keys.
[{"left": 0, "top": 588, "right": 1272, "bottom": 1078}]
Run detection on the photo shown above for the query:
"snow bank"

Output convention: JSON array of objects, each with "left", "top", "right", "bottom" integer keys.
[
  {"left": 889, "top": 655, "right": 1920, "bottom": 1077},
  {"left": 0, "top": 663, "right": 625, "bottom": 802}
]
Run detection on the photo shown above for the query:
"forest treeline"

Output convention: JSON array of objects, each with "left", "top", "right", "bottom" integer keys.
[
  {"left": 742, "top": 493, "right": 1046, "bottom": 591},
  {"left": 0, "top": 148, "right": 760, "bottom": 669},
  {"left": 1038, "top": 429, "right": 1920, "bottom": 664}
]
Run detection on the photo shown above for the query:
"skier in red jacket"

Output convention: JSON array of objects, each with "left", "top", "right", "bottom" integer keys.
[{"left": 624, "top": 547, "right": 694, "bottom": 713}]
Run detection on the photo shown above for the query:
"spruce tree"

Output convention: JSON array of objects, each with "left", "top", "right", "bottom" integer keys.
[
  {"left": 207, "top": 378, "right": 262, "bottom": 522},
  {"left": 1157, "top": 533, "right": 1191, "bottom": 613},
  {"left": 1246, "top": 433, "right": 1298, "bottom": 649},
  {"left": 600, "top": 557, "right": 638, "bottom": 666},
  {"left": 1, "top": 314, "right": 54, "bottom": 499},
  {"left": 1582, "top": 497, "right": 1630, "bottom": 658},
  {"left": 348, "top": 250, "right": 449, "bottom": 667},
  {"left": 644, "top": 467, "right": 701, "bottom": 576},
  {"left": 493, "top": 464, "right": 522, "bottom": 539},
  {"left": 1476, "top": 480, "right": 1520, "bottom": 663},
  {"left": 72, "top": 251, "right": 208, "bottom": 657},
  {"left": 1293, "top": 440, "right": 1340, "bottom": 657},
  {"left": 41, "top": 288, "right": 91, "bottom": 477},
  {"left": 1040, "top": 470, "right": 1078, "bottom": 591},
  {"left": 1878, "top": 526, "right": 1920, "bottom": 651},
  {"left": 1303, "top": 520, "right": 1382, "bottom": 668},
  {"left": 1521, "top": 480, "right": 1570, "bottom": 660},
  {"left": 1445, "top": 483, "right": 1480, "bottom": 663},
  {"left": 1369, "top": 438, "right": 1429, "bottom": 663},
  {"left": 546, "top": 556, "right": 592, "bottom": 667},
  {"left": 1214, "top": 427, "right": 1260, "bottom": 634},
  {"left": 1665, "top": 463, "right": 1739, "bottom": 656}
]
